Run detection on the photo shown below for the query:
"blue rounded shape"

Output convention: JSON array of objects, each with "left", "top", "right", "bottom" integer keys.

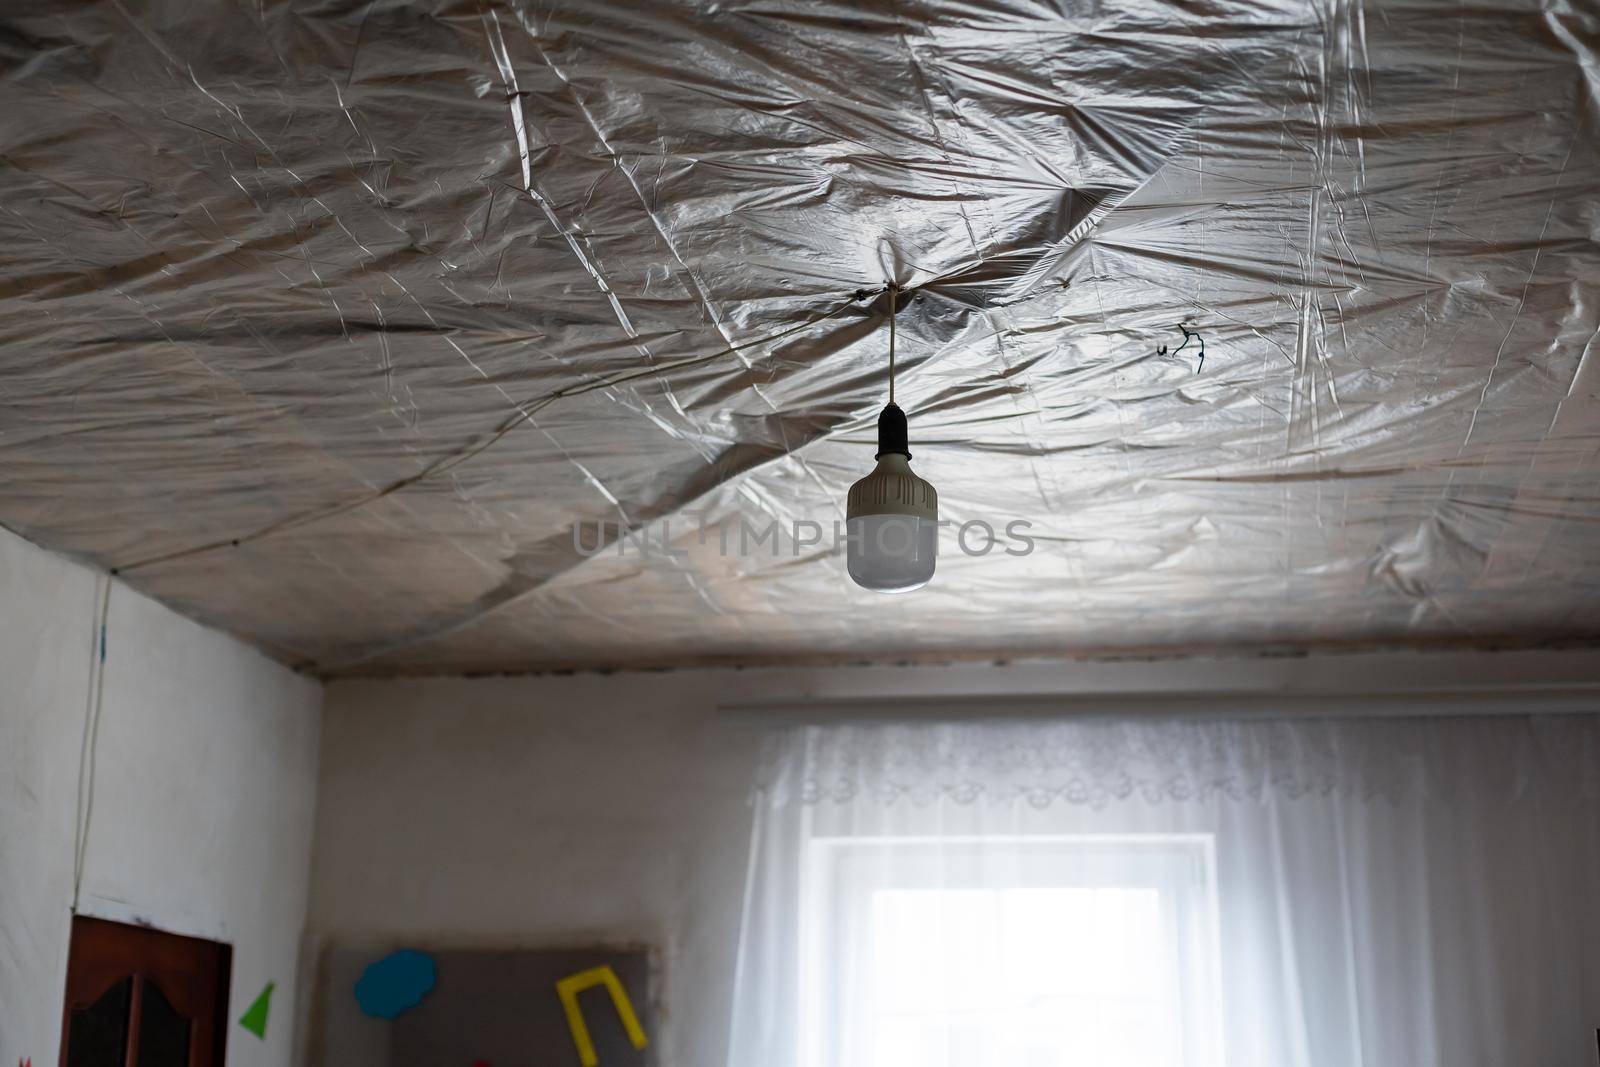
[{"left": 354, "top": 949, "right": 436, "bottom": 1020}]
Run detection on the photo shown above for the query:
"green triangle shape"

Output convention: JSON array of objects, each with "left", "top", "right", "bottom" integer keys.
[{"left": 239, "top": 981, "right": 274, "bottom": 1038}]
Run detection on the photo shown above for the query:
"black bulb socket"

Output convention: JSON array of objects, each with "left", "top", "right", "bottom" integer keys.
[{"left": 875, "top": 403, "right": 911, "bottom": 460}]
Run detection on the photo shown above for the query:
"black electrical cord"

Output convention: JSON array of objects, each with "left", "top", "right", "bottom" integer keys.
[
  {"left": 113, "top": 287, "right": 887, "bottom": 575},
  {"left": 1158, "top": 324, "right": 1206, "bottom": 373}
]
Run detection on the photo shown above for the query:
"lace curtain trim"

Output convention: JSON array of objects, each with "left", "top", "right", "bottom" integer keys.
[{"left": 756, "top": 714, "right": 1600, "bottom": 808}]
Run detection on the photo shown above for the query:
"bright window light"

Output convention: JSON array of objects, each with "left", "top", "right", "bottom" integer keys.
[{"left": 802, "top": 837, "right": 1221, "bottom": 1067}]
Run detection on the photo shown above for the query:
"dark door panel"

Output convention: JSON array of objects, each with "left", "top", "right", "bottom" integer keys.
[{"left": 58, "top": 917, "right": 232, "bottom": 1067}]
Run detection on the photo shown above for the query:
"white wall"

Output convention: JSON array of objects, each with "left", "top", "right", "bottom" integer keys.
[
  {"left": 0, "top": 527, "right": 322, "bottom": 1064},
  {"left": 308, "top": 649, "right": 1600, "bottom": 1067}
]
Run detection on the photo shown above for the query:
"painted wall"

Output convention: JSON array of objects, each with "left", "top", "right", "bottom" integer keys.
[
  {"left": 308, "top": 650, "right": 1600, "bottom": 1067},
  {"left": 305, "top": 671, "right": 760, "bottom": 1067},
  {"left": 0, "top": 527, "right": 322, "bottom": 1064}
]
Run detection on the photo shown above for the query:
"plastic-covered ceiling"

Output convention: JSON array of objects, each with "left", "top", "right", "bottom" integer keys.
[{"left": 2, "top": 0, "right": 1597, "bottom": 675}]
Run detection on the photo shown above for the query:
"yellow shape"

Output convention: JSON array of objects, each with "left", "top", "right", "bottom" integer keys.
[{"left": 556, "top": 965, "right": 649, "bottom": 1067}]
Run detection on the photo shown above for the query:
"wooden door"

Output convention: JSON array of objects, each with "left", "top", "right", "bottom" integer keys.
[{"left": 58, "top": 916, "right": 232, "bottom": 1067}]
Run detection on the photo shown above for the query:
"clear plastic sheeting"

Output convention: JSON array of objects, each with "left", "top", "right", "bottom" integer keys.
[{"left": 0, "top": 0, "right": 1596, "bottom": 675}]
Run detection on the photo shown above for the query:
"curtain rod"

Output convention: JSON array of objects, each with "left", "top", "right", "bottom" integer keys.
[{"left": 719, "top": 687, "right": 1600, "bottom": 724}]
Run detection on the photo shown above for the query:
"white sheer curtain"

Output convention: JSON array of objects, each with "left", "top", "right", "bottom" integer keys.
[{"left": 727, "top": 714, "right": 1600, "bottom": 1067}]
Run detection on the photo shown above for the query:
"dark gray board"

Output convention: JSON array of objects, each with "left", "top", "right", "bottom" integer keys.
[{"left": 307, "top": 945, "right": 656, "bottom": 1067}]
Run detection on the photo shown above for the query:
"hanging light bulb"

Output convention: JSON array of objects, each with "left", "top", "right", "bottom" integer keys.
[{"left": 846, "top": 287, "right": 938, "bottom": 592}]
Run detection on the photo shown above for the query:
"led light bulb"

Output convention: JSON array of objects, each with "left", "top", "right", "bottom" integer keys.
[{"left": 846, "top": 403, "right": 937, "bottom": 592}]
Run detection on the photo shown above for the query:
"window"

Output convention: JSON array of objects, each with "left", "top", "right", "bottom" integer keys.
[{"left": 801, "top": 836, "right": 1221, "bottom": 1067}]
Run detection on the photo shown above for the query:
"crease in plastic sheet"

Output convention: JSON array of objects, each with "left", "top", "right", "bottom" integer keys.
[{"left": 0, "top": 0, "right": 1597, "bottom": 675}]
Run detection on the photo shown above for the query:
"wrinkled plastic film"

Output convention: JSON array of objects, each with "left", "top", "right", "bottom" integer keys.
[{"left": 0, "top": 0, "right": 1596, "bottom": 673}]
